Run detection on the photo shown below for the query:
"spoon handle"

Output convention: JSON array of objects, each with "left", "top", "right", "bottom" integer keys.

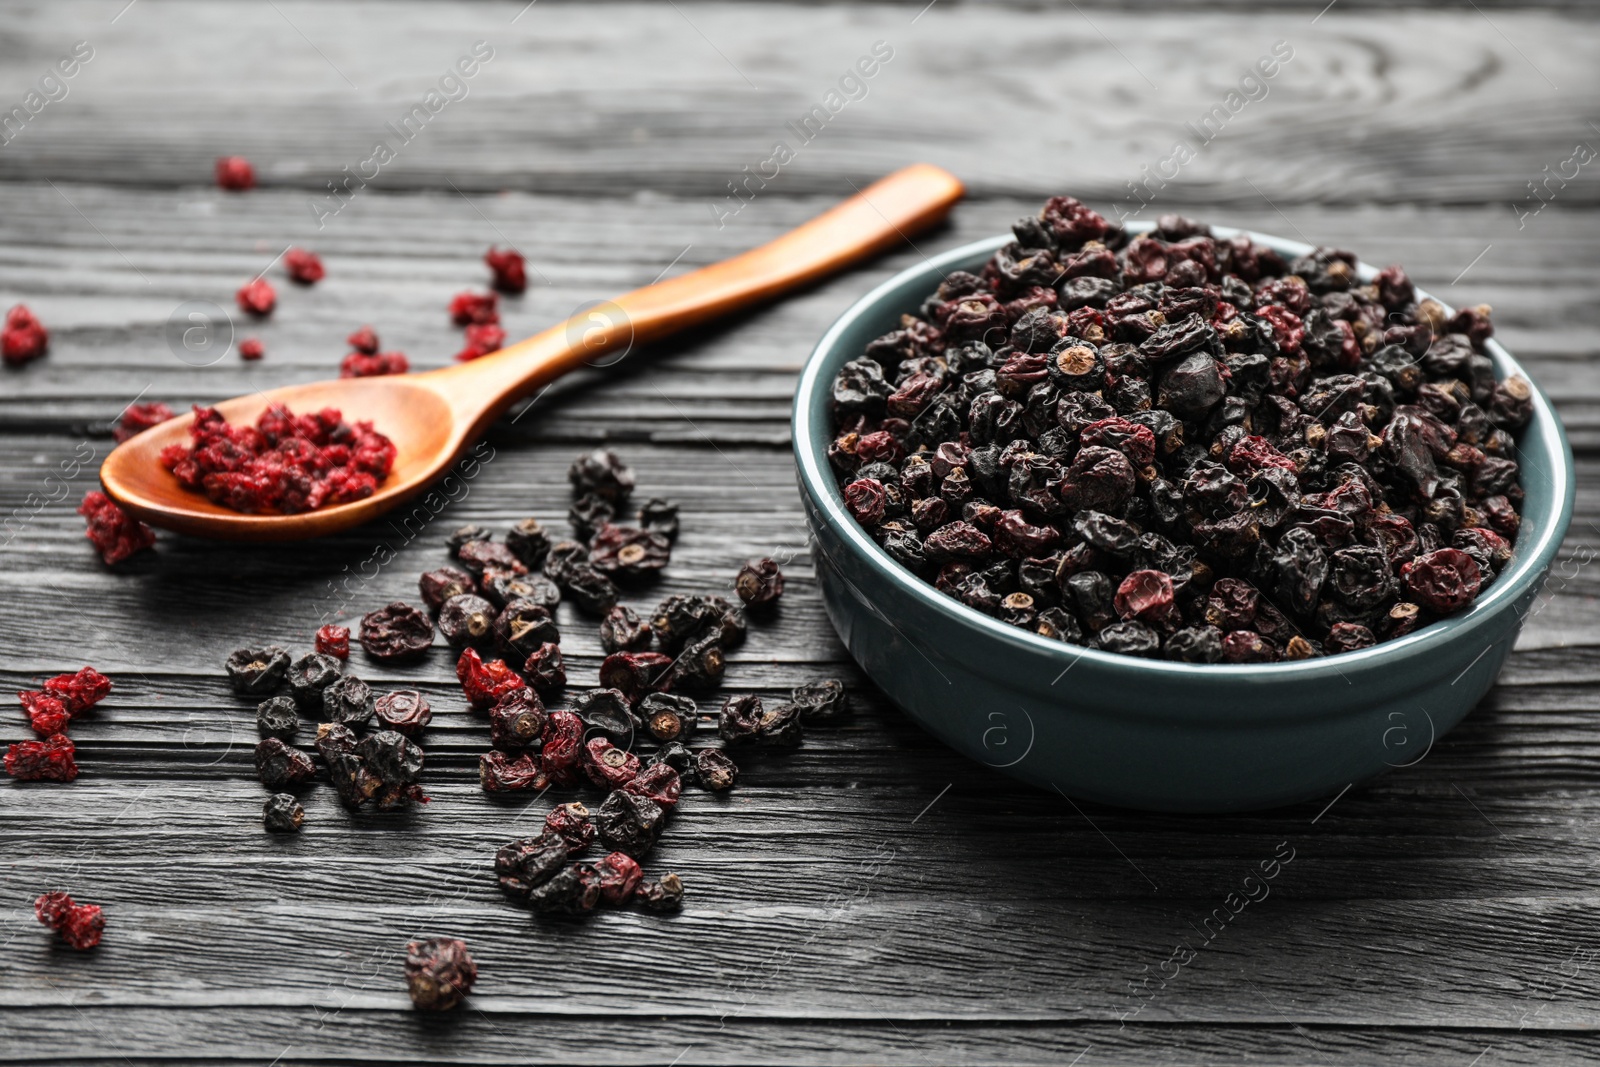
[{"left": 421, "top": 164, "right": 964, "bottom": 430}]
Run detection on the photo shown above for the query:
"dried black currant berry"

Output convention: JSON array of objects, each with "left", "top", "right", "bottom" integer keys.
[
  {"left": 718, "top": 694, "right": 763, "bottom": 745},
  {"left": 457, "top": 540, "right": 526, "bottom": 578},
  {"left": 256, "top": 695, "right": 299, "bottom": 740},
  {"left": 494, "top": 600, "right": 560, "bottom": 660},
  {"left": 568, "top": 448, "right": 635, "bottom": 503},
  {"left": 669, "top": 631, "right": 726, "bottom": 692},
  {"left": 495, "top": 832, "right": 569, "bottom": 901},
  {"left": 694, "top": 748, "right": 738, "bottom": 791},
  {"left": 734, "top": 558, "right": 784, "bottom": 608},
  {"left": 419, "top": 566, "right": 476, "bottom": 610},
  {"left": 263, "top": 793, "right": 304, "bottom": 833},
  {"left": 255, "top": 737, "right": 315, "bottom": 790},
  {"left": 595, "top": 789, "right": 664, "bottom": 858},
  {"left": 638, "top": 498, "right": 680, "bottom": 540},
  {"left": 635, "top": 872, "right": 684, "bottom": 911},
  {"left": 599, "top": 605, "right": 653, "bottom": 653},
  {"left": 483, "top": 572, "right": 561, "bottom": 611},
  {"left": 590, "top": 523, "right": 671, "bottom": 579},
  {"left": 648, "top": 741, "right": 698, "bottom": 783},
  {"left": 438, "top": 594, "right": 496, "bottom": 647},
  {"left": 488, "top": 688, "right": 547, "bottom": 750},
  {"left": 506, "top": 517, "right": 553, "bottom": 569},
  {"left": 598, "top": 651, "right": 673, "bottom": 706},
  {"left": 404, "top": 937, "right": 476, "bottom": 1011},
  {"left": 446, "top": 525, "right": 492, "bottom": 557},
  {"left": 755, "top": 702, "right": 804, "bottom": 747},
  {"left": 526, "top": 864, "right": 601, "bottom": 915},
  {"left": 322, "top": 674, "right": 376, "bottom": 728},
  {"left": 522, "top": 642, "right": 566, "bottom": 696},
  {"left": 569, "top": 492, "right": 616, "bottom": 540},
  {"left": 226, "top": 646, "right": 290, "bottom": 695},
  {"left": 791, "top": 678, "right": 847, "bottom": 720},
  {"left": 640, "top": 692, "right": 698, "bottom": 744},
  {"left": 571, "top": 688, "right": 636, "bottom": 743},
  {"left": 287, "top": 652, "right": 342, "bottom": 709},
  {"left": 359, "top": 602, "right": 435, "bottom": 661},
  {"left": 563, "top": 565, "right": 620, "bottom": 615}
]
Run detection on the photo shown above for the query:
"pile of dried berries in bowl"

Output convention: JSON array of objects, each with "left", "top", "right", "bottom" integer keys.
[{"left": 827, "top": 197, "right": 1533, "bottom": 663}]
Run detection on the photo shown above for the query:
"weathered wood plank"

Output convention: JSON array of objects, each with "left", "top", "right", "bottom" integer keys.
[{"left": 0, "top": 2, "right": 1596, "bottom": 207}]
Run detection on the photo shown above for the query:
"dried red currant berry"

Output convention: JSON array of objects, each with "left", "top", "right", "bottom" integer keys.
[
  {"left": 458, "top": 540, "right": 527, "bottom": 578},
  {"left": 321, "top": 674, "right": 376, "bottom": 727},
  {"left": 419, "top": 566, "right": 476, "bottom": 610},
  {"left": 693, "top": 748, "right": 738, "bottom": 791},
  {"left": 35, "top": 892, "right": 104, "bottom": 949},
  {"left": 563, "top": 565, "right": 621, "bottom": 615},
  {"left": 668, "top": 631, "right": 727, "bottom": 693},
  {"left": 488, "top": 688, "right": 546, "bottom": 750},
  {"left": 1403, "top": 548, "right": 1482, "bottom": 615},
  {"left": 568, "top": 448, "right": 635, "bottom": 503},
  {"left": 1114, "top": 570, "right": 1177, "bottom": 626},
  {"left": 284, "top": 247, "right": 324, "bottom": 285},
  {"left": 540, "top": 710, "right": 584, "bottom": 778},
  {"left": 595, "top": 851, "right": 643, "bottom": 905},
  {"left": 599, "top": 606, "right": 651, "bottom": 654},
  {"left": 455, "top": 649, "right": 523, "bottom": 711},
  {"left": 523, "top": 642, "right": 567, "bottom": 696},
  {"left": 360, "top": 602, "right": 436, "bottom": 661},
  {"left": 19, "top": 691, "right": 70, "bottom": 737},
  {"left": 505, "top": 517, "right": 552, "bottom": 569},
  {"left": 339, "top": 350, "right": 410, "bottom": 377},
  {"left": 480, "top": 750, "right": 546, "bottom": 792},
  {"left": 347, "top": 325, "right": 380, "bottom": 354},
  {"left": 718, "top": 694, "right": 763, "bottom": 745},
  {"left": 455, "top": 322, "right": 506, "bottom": 362},
  {"left": 225, "top": 646, "right": 290, "bottom": 695},
  {"left": 598, "top": 652, "right": 674, "bottom": 707},
  {"left": 256, "top": 695, "right": 299, "bottom": 740},
  {"left": 755, "top": 702, "right": 804, "bottom": 748},
  {"left": 41, "top": 667, "right": 112, "bottom": 715},
  {"left": 494, "top": 600, "right": 560, "bottom": 660},
  {"left": 214, "top": 155, "right": 255, "bottom": 190},
  {"left": 496, "top": 832, "right": 569, "bottom": 900},
  {"left": 735, "top": 558, "right": 784, "bottom": 608},
  {"left": 1, "top": 304, "right": 48, "bottom": 365},
  {"left": 255, "top": 737, "right": 316, "bottom": 790},
  {"left": 313, "top": 627, "right": 348, "bottom": 659},
  {"left": 791, "top": 678, "right": 847, "bottom": 721},
  {"left": 404, "top": 937, "right": 477, "bottom": 1012},
  {"left": 78, "top": 491, "right": 156, "bottom": 565},
  {"left": 5, "top": 734, "right": 78, "bottom": 781},
  {"left": 623, "top": 762, "right": 681, "bottom": 809},
  {"left": 545, "top": 801, "right": 597, "bottom": 854},
  {"left": 485, "top": 246, "right": 527, "bottom": 294},
  {"left": 589, "top": 523, "right": 671, "bottom": 579},
  {"left": 449, "top": 291, "right": 499, "bottom": 326},
  {"left": 595, "top": 789, "right": 664, "bottom": 859},
  {"left": 375, "top": 690, "right": 432, "bottom": 738},
  {"left": 571, "top": 688, "right": 637, "bottom": 742},
  {"left": 640, "top": 692, "right": 698, "bottom": 744},
  {"left": 263, "top": 793, "right": 305, "bottom": 833},
  {"left": 287, "top": 653, "right": 342, "bottom": 710},
  {"left": 635, "top": 872, "right": 685, "bottom": 912},
  {"left": 236, "top": 277, "right": 276, "bottom": 316},
  {"left": 439, "top": 593, "right": 497, "bottom": 648},
  {"left": 639, "top": 498, "right": 680, "bottom": 540},
  {"left": 240, "top": 339, "right": 265, "bottom": 361},
  {"left": 584, "top": 737, "right": 641, "bottom": 789},
  {"left": 114, "top": 401, "right": 174, "bottom": 442},
  {"left": 526, "top": 863, "right": 602, "bottom": 915}
]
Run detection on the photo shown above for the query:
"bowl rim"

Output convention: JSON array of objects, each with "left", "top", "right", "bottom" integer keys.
[{"left": 792, "top": 222, "right": 1577, "bottom": 686}]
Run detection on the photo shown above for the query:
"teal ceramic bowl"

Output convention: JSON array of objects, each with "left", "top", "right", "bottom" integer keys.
[{"left": 794, "top": 226, "right": 1576, "bottom": 812}]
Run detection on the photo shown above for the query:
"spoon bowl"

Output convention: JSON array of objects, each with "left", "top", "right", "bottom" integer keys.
[{"left": 100, "top": 164, "right": 966, "bottom": 541}]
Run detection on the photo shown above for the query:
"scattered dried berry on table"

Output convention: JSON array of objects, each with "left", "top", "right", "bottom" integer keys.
[
  {"left": 214, "top": 155, "right": 255, "bottom": 190},
  {"left": 115, "top": 402, "right": 174, "bottom": 442},
  {"left": 791, "top": 678, "right": 847, "bottom": 720},
  {"left": 35, "top": 892, "right": 103, "bottom": 948},
  {"left": 639, "top": 498, "right": 680, "bottom": 540},
  {"left": 480, "top": 749, "right": 544, "bottom": 792},
  {"left": 456, "top": 322, "right": 505, "bottom": 362},
  {"left": 340, "top": 350, "right": 409, "bottom": 378},
  {"left": 568, "top": 448, "right": 634, "bottom": 502},
  {"left": 375, "top": 689, "right": 432, "bottom": 737},
  {"left": 456, "top": 648, "right": 522, "bottom": 710},
  {"left": 824, "top": 197, "right": 1531, "bottom": 661},
  {"left": 639, "top": 693, "right": 697, "bottom": 744},
  {"left": 263, "top": 793, "right": 305, "bottom": 833},
  {"left": 694, "top": 748, "right": 738, "bottom": 791},
  {"left": 284, "top": 247, "right": 324, "bottom": 285},
  {"left": 487, "top": 688, "right": 545, "bottom": 750},
  {"left": 236, "top": 278, "right": 276, "bottom": 316},
  {"left": 493, "top": 600, "right": 559, "bottom": 660},
  {"left": 226, "top": 646, "right": 290, "bottom": 695},
  {"left": 256, "top": 696, "right": 299, "bottom": 740},
  {"left": 347, "top": 325, "right": 380, "bottom": 354},
  {"left": 287, "top": 653, "right": 342, "bottom": 709},
  {"left": 1, "top": 304, "right": 48, "bottom": 365},
  {"left": 160, "top": 404, "right": 396, "bottom": 514},
  {"left": 485, "top": 246, "right": 527, "bottom": 293},
  {"left": 419, "top": 566, "right": 476, "bottom": 610},
  {"left": 6, "top": 735, "right": 78, "bottom": 782},
  {"left": 321, "top": 673, "right": 376, "bottom": 727},
  {"left": 506, "top": 517, "right": 552, "bottom": 568},
  {"left": 449, "top": 291, "right": 499, "bottom": 326},
  {"left": 315, "top": 624, "right": 350, "bottom": 659},
  {"left": 238, "top": 337, "right": 265, "bottom": 361},
  {"left": 359, "top": 602, "right": 435, "bottom": 661},
  {"left": 735, "top": 558, "right": 784, "bottom": 607},
  {"left": 42, "top": 667, "right": 111, "bottom": 714},
  {"left": 523, "top": 641, "right": 566, "bottom": 696},
  {"left": 590, "top": 523, "right": 671, "bottom": 578},
  {"left": 438, "top": 593, "right": 496, "bottom": 648},
  {"left": 571, "top": 688, "right": 636, "bottom": 742},
  {"left": 599, "top": 605, "right": 652, "bottom": 653},
  {"left": 256, "top": 737, "right": 316, "bottom": 790},
  {"left": 544, "top": 801, "right": 596, "bottom": 853},
  {"left": 598, "top": 651, "right": 673, "bottom": 706},
  {"left": 404, "top": 937, "right": 476, "bottom": 1011},
  {"left": 595, "top": 789, "right": 664, "bottom": 858},
  {"left": 78, "top": 491, "right": 156, "bottom": 565},
  {"left": 635, "top": 872, "right": 685, "bottom": 911},
  {"left": 19, "top": 692, "right": 70, "bottom": 737}
]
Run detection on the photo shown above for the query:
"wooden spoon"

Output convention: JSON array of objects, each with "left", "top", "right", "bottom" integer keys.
[{"left": 99, "top": 164, "right": 964, "bottom": 541}]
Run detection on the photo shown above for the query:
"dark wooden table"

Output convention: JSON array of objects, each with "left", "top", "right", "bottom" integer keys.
[{"left": 2, "top": 2, "right": 1598, "bottom": 1063}]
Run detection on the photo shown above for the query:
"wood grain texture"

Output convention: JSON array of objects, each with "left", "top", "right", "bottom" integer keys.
[{"left": 3, "top": 1, "right": 1600, "bottom": 1065}]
